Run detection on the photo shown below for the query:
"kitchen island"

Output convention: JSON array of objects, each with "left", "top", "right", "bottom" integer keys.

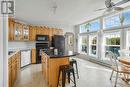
[{"left": 41, "top": 51, "right": 79, "bottom": 87}]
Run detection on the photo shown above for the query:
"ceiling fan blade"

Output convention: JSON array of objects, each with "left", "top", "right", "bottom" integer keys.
[
  {"left": 95, "top": 8, "right": 106, "bottom": 11},
  {"left": 114, "top": 7, "right": 124, "bottom": 11},
  {"left": 114, "top": 0, "right": 130, "bottom": 6}
]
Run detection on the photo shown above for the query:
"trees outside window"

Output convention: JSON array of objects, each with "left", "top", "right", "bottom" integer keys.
[
  {"left": 103, "top": 32, "right": 120, "bottom": 60},
  {"left": 89, "top": 35, "right": 97, "bottom": 56},
  {"left": 80, "top": 36, "right": 88, "bottom": 54}
]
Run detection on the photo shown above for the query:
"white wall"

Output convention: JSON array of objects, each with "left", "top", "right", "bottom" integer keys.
[
  {"left": 8, "top": 42, "right": 35, "bottom": 50},
  {"left": 74, "top": 25, "right": 80, "bottom": 52}
]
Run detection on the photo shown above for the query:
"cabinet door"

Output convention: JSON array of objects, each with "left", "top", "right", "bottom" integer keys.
[
  {"left": 11, "top": 58, "right": 15, "bottom": 85},
  {"left": 8, "top": 18, "right": 11, "bottom": 40},
  {"left": 31, "top": 48, "right": 36, "bottom": 64},
  {"left": 36, "top": 27, "right": 40, "bottom": 35},
  {"left": 8, "top": 58, "right": 12, "bottom": 87},
  {"left": 45, "top": 27, "right": 49, "bottom": 35},
  {"left": 19, "top": 24, "right": 23, "bottom": 40},
  {"left": 8, "top": 18, "right": 15, "bottom": 41},
  {"left": 29, "top": 26, "right": 36, "bottom": 41},
  {"left": 49, "top": 28, "right": 52, "bottom": 41},
  {"left": 59, "top": 29, "right": 63, "bottom": 35},
  {"left": 23, "top": 25, "right": 29, "bottom": 40}
]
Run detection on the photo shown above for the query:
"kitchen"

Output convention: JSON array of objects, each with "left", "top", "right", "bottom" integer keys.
[
  {"left": 8, "top": 17, "right": 77, "bottom": 87},
  {"left": 1, "top": 0, "right": 130, "bottom": 87}
]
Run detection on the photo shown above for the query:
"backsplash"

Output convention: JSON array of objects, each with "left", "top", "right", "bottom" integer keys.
[{"left": 8, "top": 42, "right": 35, "bottom": 50}]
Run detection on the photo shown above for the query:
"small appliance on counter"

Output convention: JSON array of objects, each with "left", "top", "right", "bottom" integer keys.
[
  {"left": 54, "top": 48, "right": 58, "bottom": 55},
  {"left": 36, "top": 35, "right": 50, "bottom": 64}
]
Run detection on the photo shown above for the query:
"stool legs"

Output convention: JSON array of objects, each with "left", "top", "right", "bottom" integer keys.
[
  {"left": 62, "top": 72, "right": 66, "bottom": 87},
  {"left": 72, "top": 69, "right": 76, "bottom": 87},
  {"left": 75, "top": 62, "right": 79, "bottom": 79},
  {"left": 57, "top": 65, "right": 77, "bottom": 87},
  {"left": 67, "top": 72, "right": 70, "bottom": 83}
]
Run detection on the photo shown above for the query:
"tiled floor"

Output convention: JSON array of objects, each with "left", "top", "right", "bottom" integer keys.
[{"left": 14, "top": 58, "right": 130, "bottom": 87}]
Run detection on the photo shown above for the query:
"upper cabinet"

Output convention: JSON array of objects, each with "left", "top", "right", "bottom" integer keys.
[
  {"left": 14, "top": 23, "right": 23, "bottom": 40},
  {"left": 8, "top": 18, "right": 64, "bottom": 41},
  {"left": 8, "top": 18, "right": 15, "bottom": 41},
  {"left": 52, "top": 28, "right": 63, "bottom": 36},
  {"left": 29, "top": 25, "right": 36, "bottom": 41},
  {"left": 23, "top": 26, "right": 29, "bottom": 40}
]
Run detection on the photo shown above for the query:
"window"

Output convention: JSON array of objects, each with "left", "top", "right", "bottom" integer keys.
[
  {"left": 89, "top": 19, "right": 100, "bottom": 32},
  {"left": 80, "top": 24, "right": 87, "bottom": 33},
  {"left": 80, "top": 19, "right": 100, "bottom": 33},
  {"left": 122, "top": 11, "right": 130, "bottom": 25},
  {"left": 104, "top": 14, "right": 120, "bottom": 29},
  {"left": 103, "top": 32, "right": 120, "bottom": 60},
  {"left": 80, "top": 36, "right": 88, "bottom": 54},
  {"left": 89, "top": 35, "right": 97, "bottom": 56},
  {"left": 126, "top": 30, "right": 130, "bottom": 50}
]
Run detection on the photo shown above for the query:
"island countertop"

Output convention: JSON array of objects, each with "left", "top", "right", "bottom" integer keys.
[{"left": 46, "top": 52, "right": 79, "bottom": 58}]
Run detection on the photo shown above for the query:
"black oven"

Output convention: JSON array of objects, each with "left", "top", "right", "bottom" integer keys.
[
  {"left": 36, "top": 43, "right": 49, "bottom": 64},
  {"left": 36, "top": 35, "right": 49, "bottom": 41}
]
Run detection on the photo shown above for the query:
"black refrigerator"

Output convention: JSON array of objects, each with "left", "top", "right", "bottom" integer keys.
[{"left": 52, "top": 35, "right": 65, "bottom": 55}]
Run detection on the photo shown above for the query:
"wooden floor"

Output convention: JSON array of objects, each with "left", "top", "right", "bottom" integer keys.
[{"left": 14, "top": 58, "right": 129, "bottom": 87}]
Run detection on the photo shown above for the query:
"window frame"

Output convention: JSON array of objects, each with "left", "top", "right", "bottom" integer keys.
[
  {"left": 78, "top": 34, "right": 88, "bottom": 54},
  {"left": 89, "top": 33, "right": 98, "bottom": 57},
  {"left": 102, "top": 31, "right": 121, "bottom": 60}
]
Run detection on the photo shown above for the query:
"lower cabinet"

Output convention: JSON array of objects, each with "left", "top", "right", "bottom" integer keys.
[
  {"left": 31, "top": 48, "right": 36, "bottom": 64},
  {"left": 8, "top": 51, "right": 20, "bottom": 87},
  {"left": 8, "top": 58, "right": 12, "bottom": 87}
]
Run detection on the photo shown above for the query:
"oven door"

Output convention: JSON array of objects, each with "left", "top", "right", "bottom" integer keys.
[{"left": 36, "top": 43, "right": 49, "bottom": 64}]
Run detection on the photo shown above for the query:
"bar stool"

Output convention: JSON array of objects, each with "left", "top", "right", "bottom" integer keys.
[
  {"left": 70, "top": 59, "right": 79, "bottom": 79},
  {"left": 57, "top": 65, "right": 76, "bottom": 87}
]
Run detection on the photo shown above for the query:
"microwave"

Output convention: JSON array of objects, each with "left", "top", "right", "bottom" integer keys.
[{"left": 36, "top": 35, "right": 49, "bottom": 41}]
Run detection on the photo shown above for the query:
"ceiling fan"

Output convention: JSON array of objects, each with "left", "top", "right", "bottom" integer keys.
[{"left": 95, "top": 0, "right": 130, "bottom": 12}]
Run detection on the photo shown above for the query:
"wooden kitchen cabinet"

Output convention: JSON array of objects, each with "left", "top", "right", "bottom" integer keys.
[
  {"left": 49, "top": 28, "right": 53, "bottom": 41},
  {"left": 41, "top": 52, "right": 69, "bottom": 87},
  {"left": 29, "top": 25, "right": 36, "bottom": 41},
  {"left": 52, "top": 28, "right": 63, "bottom": 36},
  {"left": 8, "top": 51, "right": 20, "bottom": 87},
  {"left": 42, "top": 52, "right": 49, "bottom": 83},
  {"left": 23, "top": 25, "right": 29, "bottom": 40},
  {"left": 8, "top": 58, "right": 12, "bottom": 87},
  {"left": 31, "top": 48, "right": 36, "bottom": 64},
  {"left": 9, "top": 18, "right": 64, "bottom": 41},
  {"left": 14, "top": 22, "right": 24, "bottom": 40},
  {"left": 8, "top": 18, "right": 15, "bottom": 41},
  {"left": 36, "top": 26, "right": 41, "bottom": 35}
]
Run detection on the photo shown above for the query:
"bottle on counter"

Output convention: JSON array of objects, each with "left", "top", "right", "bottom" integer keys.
[{"left": 54, "top": 48, "right": 58, "bottom": 55}]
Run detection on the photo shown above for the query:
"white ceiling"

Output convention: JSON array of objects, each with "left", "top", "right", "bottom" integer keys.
[{"left": 15, "top": 0, "right": 130, "bottom": 26}]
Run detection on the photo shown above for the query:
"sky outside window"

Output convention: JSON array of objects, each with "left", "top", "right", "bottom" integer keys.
[{"left": 122, "top": 11, "right": 130, "bottom": 25}]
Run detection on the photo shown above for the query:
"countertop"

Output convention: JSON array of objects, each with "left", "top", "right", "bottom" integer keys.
[
  {"left": 47, "top": 52, "right": 79, "bottom": 58},
  {"left": 8, "top": 48, "right": 32, "bottom": 59},
  {"left": 8, "top": 50, "right": 20, "bottom": 59}
]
